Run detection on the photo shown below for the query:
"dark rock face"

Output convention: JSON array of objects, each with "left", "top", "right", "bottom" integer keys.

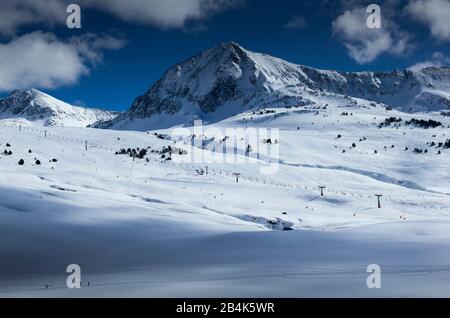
[
  {"left": 95, "top": 42, "right": 450, "bottom": 130},
  {"left": 130, "top": 93, "right": 182, "bottom": 118},
  {"left": 122, "top": 42, "right": 251, "bottom": 120},
  {"left": 0, "top": 89, "right": 52, "bottom": 119},
  {"left": 199, "top": 77, "right": 237, "bottom": 113}
]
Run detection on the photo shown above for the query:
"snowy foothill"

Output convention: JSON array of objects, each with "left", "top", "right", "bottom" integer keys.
[
  {"left": 0, "top": 89, "right": 118, "bottom": 128},
  {"left": 0, "top": 93, "right": 450, "bottom": 297}
]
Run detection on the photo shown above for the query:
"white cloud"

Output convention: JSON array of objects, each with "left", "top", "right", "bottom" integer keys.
[
  {"left": 409, "top": 52, "right": 450, "bottom": 71},
  {"left": 407, "top": 0, "right": 450, "bottom": 41},
  {"left": 0, "top": 0, "right": 245, "bottom": 35},
  {"left": 284, "top": 16, "right": 307, "bottom": 29},
  {"left": 0, "top": 32, "right": 126, "bottom": 92},
  {"left": 79, "top": 0, "right": 245, "bottom": 29},
  {"left": 70, "top": 33, "right": 128, "bottom": 64},
  {"left": 0, "top": 0, "right": 66, "bottom": 36},
  {"left": 332, "top": 7, "right": 411, "bottom": 64}
]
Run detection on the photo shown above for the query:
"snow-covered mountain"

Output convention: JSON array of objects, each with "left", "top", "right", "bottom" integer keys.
[
  {"left": 97, "top": 41, "right": 450, "bottom": 130},
  {"left": 1, "top": 43, "right": 450, "bottom": 297},
  {"left": 1, "top": 87, "right": 450, "bottom": 296},
  {"left": 0, "top": 89, "right": 118, "bottom": 127}
]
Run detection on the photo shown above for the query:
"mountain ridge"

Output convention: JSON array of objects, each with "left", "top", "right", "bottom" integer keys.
[
  {"left": 1, "top": 42, "right": 449, "bottom": 130},
  {"left": 95, "top": 41, "right": 450, "bottom": 130},
  {"left": 0, "top": 88, "right": 119, "bottom": 127},
  {"left": 93, "top": 42, "right": 450, "bottom": 129}
]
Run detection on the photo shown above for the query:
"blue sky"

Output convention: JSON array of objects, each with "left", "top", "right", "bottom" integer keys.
[{"left": 0, "top": 0, "right": 449, "bottom": 111}]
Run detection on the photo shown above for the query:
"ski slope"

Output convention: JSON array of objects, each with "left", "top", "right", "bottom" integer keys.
[{"left": 0, "top": 98, "right": 450, "bottom": 297}]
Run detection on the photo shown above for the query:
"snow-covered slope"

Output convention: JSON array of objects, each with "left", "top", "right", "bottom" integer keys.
[
  {"left": 1, "top": 43, "right": 450, "bottom": 297},
  {"left": 0, "top": 89, "right": 118, "bottom": 128},
  {"left": 1, "top": 96, "right": 450, "bottom": 297},
  {"left": 97, "top": 42, "right": 450, "bottom": 130}
]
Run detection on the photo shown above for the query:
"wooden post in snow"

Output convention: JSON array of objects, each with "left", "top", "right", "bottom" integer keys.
[
  {"left": 319, "top": 186, "right": 326, "bottom": 196},
  {"left": 375, "top": 194, "right": 383, "bottom": 209}
]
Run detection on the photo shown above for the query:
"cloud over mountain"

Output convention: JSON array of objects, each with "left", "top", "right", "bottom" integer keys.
[
  {"left": 78, "top": 0, "right": 245, "bottom": 29},
  {"left": 0, "top": 0, "right": 245, "bottom": 35},
  {"left": 0, "top": 32, "right": 126, "bottom": 92},
  {"left": 332, "top": 6, "right": 411, "bottom": 64},
  {"left": 407, "top": 0, "right": 450, "bottom": 41},
  {"left": 0, "top": 0, "right": 65, "bottom": 36}
]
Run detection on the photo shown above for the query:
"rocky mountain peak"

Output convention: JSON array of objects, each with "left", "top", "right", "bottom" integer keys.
[
  {"left": 0, "top": 88, "right": 118, "bottom": 127},
  {"left": 93, "top": 42, "right": 450, "bottom": 130}
]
